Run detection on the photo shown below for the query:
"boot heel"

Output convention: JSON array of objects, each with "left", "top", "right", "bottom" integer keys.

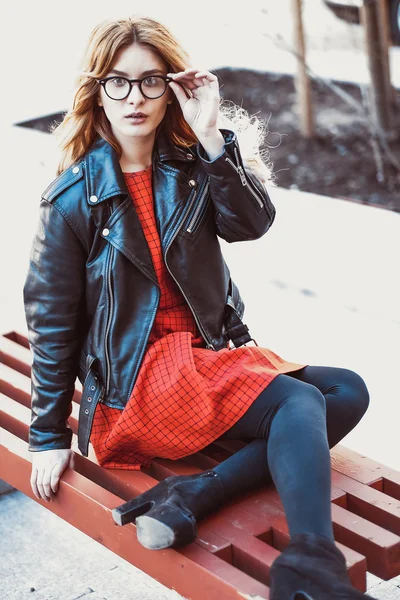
[
  {"left": 112, "top": 499, "right": 155, "bottom": 526},
  {"left": 112, "top": 478, "right": 172, "bottom": 526},
  {"left": 136, "top": 502, "right": 197, "bottom": 550}
]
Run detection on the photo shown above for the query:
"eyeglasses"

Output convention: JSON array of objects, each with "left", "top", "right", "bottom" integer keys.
[{"left": 96, "top": 75, "right": 173, "bottom": 100}]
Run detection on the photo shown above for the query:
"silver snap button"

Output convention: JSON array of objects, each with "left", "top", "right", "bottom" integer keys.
[
  {"left": 90, "top": 195, "right": 98, "bottom": 203},
  {"left": 90, "top": 385, "right": 95, "bottom": 391},
  {"left": 102, "top": 228, "right": 110, "bottom": 237},
  {"left": 186, "top": 153, "right": 193, "bottom": 160},
  {"left": 188, "top": 179, "right": 196, "bottom": 188},
  {"left": 84, "top": 409, "right": 89, "bottom": 415},
  {"left": 87, "top": 396, "right": 92, "bottom": 402},
  {"left": 72, "top": 166, "right": 79, "bottom": 174}
]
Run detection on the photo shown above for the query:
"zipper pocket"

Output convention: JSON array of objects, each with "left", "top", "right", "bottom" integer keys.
[
  {"left": 225, "top": 147, "right": 265, "bottom": 209},
  {"left": 165, "top": 204, "right": 215, "bottom": 349},
  {"left": 186, "top": 180, "right": 210, "bottom": 233}
]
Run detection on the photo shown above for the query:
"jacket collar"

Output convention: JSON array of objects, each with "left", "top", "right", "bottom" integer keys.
[{"left": 84, "top": 129, "right": 196, "bottom": 206}]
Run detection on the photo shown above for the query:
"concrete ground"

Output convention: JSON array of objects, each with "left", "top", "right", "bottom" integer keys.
[
  {"left": 0, "top": 487, "right": 184, "bottom": 600},
  {"left": 1, "top": 1, "right": 400, "bottom": 598}
]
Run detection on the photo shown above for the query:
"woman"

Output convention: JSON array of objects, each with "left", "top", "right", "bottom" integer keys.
[{"left": 23, "top": 16, "right": 373, "bottom": 599}]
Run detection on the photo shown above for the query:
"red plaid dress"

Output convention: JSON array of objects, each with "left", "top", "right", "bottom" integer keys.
[{"left": 90, "top": 166, "right": 306, "bottom": 470}]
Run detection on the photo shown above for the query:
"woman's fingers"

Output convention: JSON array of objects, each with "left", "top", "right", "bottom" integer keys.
[
  {"left": 169, "top": 75, "right": 196, "bottom": 91},
  {"left": 30, "top": 466, "right": 40, "bottom": 500},
  {"left": 35, "top": 467, "right": 61, "bottom": 501},
  {"left": 30, "top": 448, "right": 72, "bottom": 502},
  {"left": 194, "top": 71, "right": 218, "bottom": 83},
  {"left": 171, "top": 68, "right": 217, "bottom": 81},
  {"left": 42, "top": 473, "right": 53, "bottom": 501},
  {"left": 36, "top": 470, "right": 51, "bottom": 502},
  {"left": 50, "top": 463, "right": 64, "bottom": 494},
  {"left": 168, "top": 68, "right": 217, "bottom": 91},
  {"left": 168, "top": 80, "right": 190, "bottom": 108},
  {"left": 68, "top": 451, "right": 75, "bottom": 470}
]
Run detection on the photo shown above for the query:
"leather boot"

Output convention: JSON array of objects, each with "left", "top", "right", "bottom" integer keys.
[
  {"left": 112, "top": 470, "right": 224, "bottom": 550},
  {"left": 269, "top": 532, "right": 377, "bottom": 599}
]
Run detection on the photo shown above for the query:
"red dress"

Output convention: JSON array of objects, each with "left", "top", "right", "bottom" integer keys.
[{"left": 90, "top": 166, "right": 306, "bottom": 470}]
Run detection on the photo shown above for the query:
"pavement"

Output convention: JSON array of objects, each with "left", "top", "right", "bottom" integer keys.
[
  {"left": 0, "top": 488, "right": 184, "bottom": 600},
  {"left": 1, "top": 1, "right": 400, "bottom": 598}
]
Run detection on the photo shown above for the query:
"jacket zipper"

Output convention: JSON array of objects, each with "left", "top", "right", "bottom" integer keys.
[
  {"left": 186, "top": 180, "right": 210, "bottom": 233},
  {"left": 225, "top": 147, "right": 264, "bottom": 209},
  {"left": 165, "top": 187, "right": 215, "bottom": 350},
  {"left": 104, "top": 206, "right": 114, "bottom": 395},
  {"left": 102, "top": 201, "right": 162, "bottom": 404}
]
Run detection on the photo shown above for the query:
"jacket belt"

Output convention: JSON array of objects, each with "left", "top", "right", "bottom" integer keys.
[
  {"left": 224, "top": 295, "right": 253, "bottom": 348},
  {"left": 78, "top": 354, "right": 104, "bottom": 456}
]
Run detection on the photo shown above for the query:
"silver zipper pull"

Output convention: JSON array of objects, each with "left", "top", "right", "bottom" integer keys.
[{"left": 237, "top": 165, "right": 247, "bottom": 187}]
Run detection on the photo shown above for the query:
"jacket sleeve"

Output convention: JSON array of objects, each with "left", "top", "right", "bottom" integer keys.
[
  {"left": 23, "top": 198, "right": 86, "bottom": 451},
  {"left": 196, "top": 128, "right": 276, "bottom": 243}
]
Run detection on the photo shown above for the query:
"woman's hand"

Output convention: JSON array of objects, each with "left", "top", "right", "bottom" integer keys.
[
  {"left": 30, "top": 448, "right": 74, "bottom": 502},
  {"left": 167, "top": 68, "right": 221, "bottom": 138}
]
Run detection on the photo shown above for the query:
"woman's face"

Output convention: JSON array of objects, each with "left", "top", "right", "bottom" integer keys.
[{"left": 97, "top": 43, "right": 172, "bottom": 146}]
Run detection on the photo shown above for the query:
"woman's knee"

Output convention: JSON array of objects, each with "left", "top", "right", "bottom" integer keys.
[
  {"left": 279, "top": 383, "right": 327, "bottom": 418},
  {"left": 249, "top": 376, "right": 327, "bottom": 439},
  {"left": 338, "top": 368, "right": 370, "bottom": 418}
]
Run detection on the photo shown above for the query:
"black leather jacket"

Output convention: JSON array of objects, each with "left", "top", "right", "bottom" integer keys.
[{"left": 23, "top": 127, "right": 276, "bottom": 456}]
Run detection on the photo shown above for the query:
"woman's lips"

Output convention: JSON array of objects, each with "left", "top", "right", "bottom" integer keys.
[{"left": 126, "top": 115, "right": 148, "bottom": 125}]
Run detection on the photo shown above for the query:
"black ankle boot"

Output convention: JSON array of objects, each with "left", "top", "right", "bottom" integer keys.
[
  {"left": 269, "top": 533, "right": 376, "bottom": 599},
  {"left": 112, "top": 470, "right": 224, "bottom": 550}
]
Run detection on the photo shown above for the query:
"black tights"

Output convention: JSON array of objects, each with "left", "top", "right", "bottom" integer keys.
[{"left": 212, "top": 366, "right": 370, "bottom": 542}]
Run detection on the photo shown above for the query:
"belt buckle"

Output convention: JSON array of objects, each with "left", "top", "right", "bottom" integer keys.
[
  {"left": 228, "top": 337, "right": 258, "bottom": 350},
  {"left": 243, "top": 338, "right": 258, "bottom": 347}
]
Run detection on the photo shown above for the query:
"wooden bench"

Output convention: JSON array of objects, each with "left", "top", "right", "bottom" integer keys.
[{"left": 1, "top": 329, "right": 400, "bottom": 599}]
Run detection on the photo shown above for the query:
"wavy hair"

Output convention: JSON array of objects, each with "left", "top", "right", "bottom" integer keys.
[{"left": 51, "top": 15, "right": 274, "bottom": 184}]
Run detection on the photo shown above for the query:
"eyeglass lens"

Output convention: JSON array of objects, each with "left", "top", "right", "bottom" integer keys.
[{"left": 105, "top": 76, "right": 167, "bottom": 99}]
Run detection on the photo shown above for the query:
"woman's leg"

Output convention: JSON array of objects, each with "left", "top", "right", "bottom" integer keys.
[
  {"left": 115, "top": 365, "right": 370, "bottom": 562},
  {"left": 213, "top": 366, "right": 373, "bottom": 598},
  {"left": 213, "top": 366, "right": 370, "bottom": 498},
  {"left": 289, "top": 366, "right": 370, "bottom": 448},
  {"left": 214, "top": 373, "right": 335, "bottom": 540}
]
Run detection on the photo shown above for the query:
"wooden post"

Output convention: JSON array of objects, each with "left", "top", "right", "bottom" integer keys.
[
  {"left": 291, "top": 0, "right": 314, "bottom": 138},
  {"left": 377, "top": 0, "right": 395, "bottom": 105},
  {"left": 360, "top": 0, "right": 393, "bottom": 133}
]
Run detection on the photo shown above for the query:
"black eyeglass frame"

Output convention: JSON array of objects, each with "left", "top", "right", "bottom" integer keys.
[{"left": 96, "top": 75, "right": 174, "bottom": 100}]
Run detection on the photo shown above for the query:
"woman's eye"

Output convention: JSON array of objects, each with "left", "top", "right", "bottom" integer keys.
[
  {"left": 112, "top": 78, "right": 125, "bottom": 86},
  {"left": 144, "top": 77, "right": 158, "bottom": 86}
]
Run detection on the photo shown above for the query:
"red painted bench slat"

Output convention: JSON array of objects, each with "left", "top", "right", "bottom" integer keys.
[{"left": 2, "top": 330, "right": 400, "bottom": 596}]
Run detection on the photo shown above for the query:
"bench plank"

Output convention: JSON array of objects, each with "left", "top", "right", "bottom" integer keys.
[
  {"left": 0, "top": 429, "right": 269, "bottom": 600},
  {"left": 3, "top": 330, "right": 400, "bottom": 596}
]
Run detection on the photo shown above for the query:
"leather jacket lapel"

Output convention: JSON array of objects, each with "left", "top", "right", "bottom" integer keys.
[
  {"left": 84, "top": 130, "right": 197, "bottom": 281},
  {"left": 104, "top": 196, "right": 158, "bottom": 285}
]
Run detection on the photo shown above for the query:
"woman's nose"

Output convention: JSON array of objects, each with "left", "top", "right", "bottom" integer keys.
[{"left": 127, "top": 82, "right": 145, "bottom": 104}]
